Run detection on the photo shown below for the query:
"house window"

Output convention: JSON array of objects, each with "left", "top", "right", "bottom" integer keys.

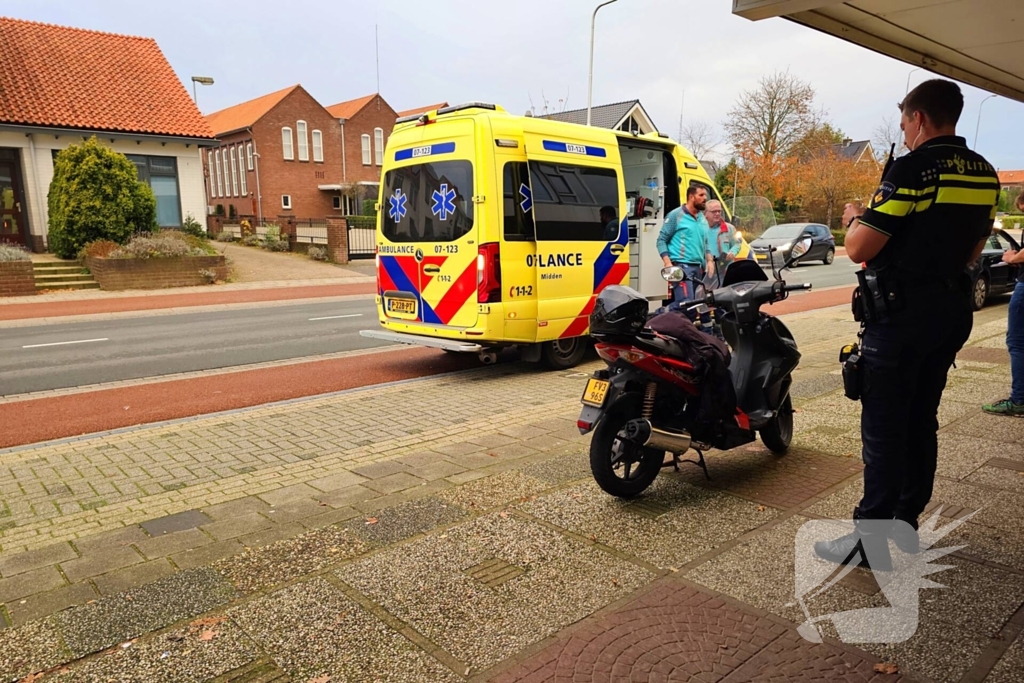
[
  {"left": 374, "top": 128, "right": 384, "bottom": 166},
  {"left": 332, "top": 195, "right": 341, "bottom": 211},
  {"left": 246, "top": 142, "right": 254, "bottom": 171},
  {"left": 312, "top": 130, "right": 323, "bottom": 162},
  {"left": 230, "top": 147, "right": 239, "bottom": 196},
  {"left": 281, "top": 194, "right": 292, "bottom": 210},
  {"left": 239, "top": 152, "right": 248, "bottom": 196},
  {"left": 215, "top": 150, "right": 223, "bottom": 198},
  {"left": 361, "top": 134, "right": 371, "bottom": 165},
  {"left": 127, "top": 154, "right": 182, "bottom": 227},
  {"left": 282, "top": 127, "right": 294, "bottom": 160},
  {"left": 207, "top": 151, "right": 215, "bottom": 198},
  {"left": 296, "top": 120, "right": 309, "bottom": 161}
]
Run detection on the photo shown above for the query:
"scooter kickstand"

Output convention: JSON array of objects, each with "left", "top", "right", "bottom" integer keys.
[{"left": 694, "top": 449, "right": 711, "bottom": 481}]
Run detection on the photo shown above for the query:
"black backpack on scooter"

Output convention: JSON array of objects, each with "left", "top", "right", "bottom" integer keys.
[{"left": 645, "top": 311, "right": 737, "bottom": 426}]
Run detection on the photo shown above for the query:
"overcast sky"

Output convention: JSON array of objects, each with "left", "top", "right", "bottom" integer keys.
[{"left": 8, "top": 0, "right": 1023, "bottom": 169}]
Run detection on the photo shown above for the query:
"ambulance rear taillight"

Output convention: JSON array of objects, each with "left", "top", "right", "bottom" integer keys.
[{"left": 477, "top": 243, "right": 501, "bottom": 303}]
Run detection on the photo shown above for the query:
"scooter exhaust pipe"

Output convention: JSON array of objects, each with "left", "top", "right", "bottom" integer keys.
[{"left": 624, "top": 419, "right": 691, "bottom": 453}]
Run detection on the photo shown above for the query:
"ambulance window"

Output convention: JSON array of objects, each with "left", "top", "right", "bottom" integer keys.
[
  {"left": 529, "top": 162, "right": 619, "bottom": 241},
  {"left": 503, "top": 162, "right": 535, "bottom": 241},
  {"left": 382, "top": 161, "right": 474, "bottom": 243}
]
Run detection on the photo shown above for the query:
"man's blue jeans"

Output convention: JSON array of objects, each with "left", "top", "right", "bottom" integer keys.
[
  {"left": 668, "top": 264, "right": 705, "bottom": 310},
  {"left": 1008, "top": 281, "right": 1024, "bottom": 404}
]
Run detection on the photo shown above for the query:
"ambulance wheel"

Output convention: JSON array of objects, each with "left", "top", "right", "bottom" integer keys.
[
  {"left": 542, "top": 337, "right": 587, "bottom": 370},
  {"left": 760, "top": 395, "right": 794, "bottom": 454}
]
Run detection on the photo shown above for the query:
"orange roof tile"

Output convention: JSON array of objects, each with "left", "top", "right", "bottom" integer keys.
[
  {"left": 326, "top": 94, "right": 377, "bottom": 120},
  {"left": 0, "top": 17, "right": 212, "bottom": 139},
  {"left": 398, "top": 102, "right": 448, "bottom": 117},
  {"left": 205, "top": 85, "right": 299, "bottom": 136},
  {"left": 999, "top": 170, "right": 1024, "bottom": 185}
]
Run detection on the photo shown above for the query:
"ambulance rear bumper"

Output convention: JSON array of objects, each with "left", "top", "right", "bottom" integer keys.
[{"left": 359, "top": 329, "right": 483, "bottom": 353}]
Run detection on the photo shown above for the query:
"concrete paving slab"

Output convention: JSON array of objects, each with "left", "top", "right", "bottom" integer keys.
[
  {"left": 135, "top": 528, "right": 213, "bottom": 559},
  {"left": 315, "top": 484, "right": 376, "bottom": 508},
  {"left": 946, "top": 521, "right": 1024, "bottom": 571},
  {"left": 54, "top": 567, "right": 237, "bottom": 658},
  {"left": 0, "top": 564, "right": 65, "bottom": 603},
  {"left": 918, "top": 557, "right": 1024, "bottom": 638},
  {"left": 201, "top": 512, "right": 274, "bottom": 541},
  {"left": 60, "top": 545, "right": 144, "bottom": 583},
  {"left": 46, "top": 619, "right": 261, "bottom": 683},
  {"left": 343, "top": 512, "right": 656, "bottom": 670},
  {"left": 342, "top": 496, "right": 467, "bottom": 547},
  {"left": 522, "top": 477, "right": 775, "bottom": 570},
  {"left": 171, "top": 539, "right": 245, "bottom": 571},
  {"left": 350, "top": 460, "right": 408, "bottom": 480},
  {"left": 72, "top": 525, "right": 148, "bottom": 554},
  {"left": 140, "top": 509, "right": 212, "bottom": 536},
  {"left": 201, "top": 495, "right": 271, "bottom": 521},
  {"left": 965, "top": 464, "right": 1024, "bottom": 495},
  {"left": 861, "top": 614, "right": 989, "bottom": 683},
  {"left": 0, "top": 542, "right": 76, "bottom": 578},
  {"left": 438, "top": 471, "right": 550, "bottom": 512},
  {"left": 255, "top": 483, "right": 321, "bottom": 507},
  {"left": 988, "top": 631, "right": 1024, "bottom": 683},
  {"left": 951, "top": 412, "right": 1024, "bottom": 444},
  {"left": 6, "top": 581, "right": 98, "bottom": 626},
  {"left": 229, "top": 577, "right": 460, "bottom": 682},
  {"left": 93, "top": 559, "right": 176, "bottom": 596},
  {"left": 363, "top": 471, "right": 426, "bottom": 494},
  {"left": 215, "top": 525, "right": 367, "bottom": 594},
  {"left": 520, "top": 450, "right": 589, "bottom": 484},
  {"left": 0, "top": 618, "right": 70, "bottom": 682}
]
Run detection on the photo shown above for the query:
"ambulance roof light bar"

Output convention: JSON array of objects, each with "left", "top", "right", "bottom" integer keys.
[{"left": 436, "top": 102, "right": 497, "bottom": 115}]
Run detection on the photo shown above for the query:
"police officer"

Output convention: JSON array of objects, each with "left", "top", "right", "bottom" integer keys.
[{"left": 816, "top": 79, "right": 1001, "bottom": 568}]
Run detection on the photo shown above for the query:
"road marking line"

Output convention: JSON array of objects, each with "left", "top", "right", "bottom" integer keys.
[
  {"left": 308, "top": 314, "right": 363, "bottom": 321},
  {"left": 22, "top": 338, "right": 109, "bottom": 349}
]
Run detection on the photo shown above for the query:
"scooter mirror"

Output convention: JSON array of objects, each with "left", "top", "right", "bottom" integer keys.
[
  {"left": 784, "top": 236, "right": 813, "bottom": 270},
  {"left": 661, "top": 265, "right": 685, "bottom": 283}
]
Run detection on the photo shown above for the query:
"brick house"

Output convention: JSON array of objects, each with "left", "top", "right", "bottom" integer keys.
[
  {"left": 397, "top": 102, "right": 448, "bottom": 118},
  {"left": 324, "top": 94, "right": 399, "bottom": 214},
  {"left": 204, "top": 84, "right": 344, "bottom": 224},
  {"left": 0, "top": 17, "right": 214, "bottom": 252}
]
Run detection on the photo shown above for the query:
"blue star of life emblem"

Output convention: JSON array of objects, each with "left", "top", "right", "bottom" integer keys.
[
  {"left": 519, "top": 183, "right": 532, "bottom": 213},
  {"left": 431, "top": 183, "right": 457, "bottom": 221},
  {"left": 388, "top": 189, "right": 407, "bottom": 223}
]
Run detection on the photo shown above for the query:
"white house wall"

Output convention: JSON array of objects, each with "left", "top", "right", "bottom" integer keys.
[{"left": 0, "top": 131, "right": 207, "bottom": 247}]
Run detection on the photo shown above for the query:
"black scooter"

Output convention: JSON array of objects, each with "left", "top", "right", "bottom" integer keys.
[{"left": 578, "top": 238, "right": 814, "bottom": 497}]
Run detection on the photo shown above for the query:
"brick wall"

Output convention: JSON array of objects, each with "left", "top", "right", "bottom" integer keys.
[
  {"left": 342, "top": 96, "right": 397, "bottom": 185},
  {"left": 87, "top": 255, "right": 227, "bottom": 291},
  {"left": 0, "top": 260, "right": 35, "bottom": 297}
]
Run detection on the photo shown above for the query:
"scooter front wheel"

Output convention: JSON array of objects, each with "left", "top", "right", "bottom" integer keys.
[
  {"left": 590, "top": 401, "right": 663, "bottom": 498},
  {"left": 760, "top": 394, "right": 794, "bottom": 454}
]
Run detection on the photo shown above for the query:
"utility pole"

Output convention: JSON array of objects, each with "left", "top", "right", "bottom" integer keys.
[
  {"left": 586, "top": 0, "right": 618, "bottom": 126},
  {"left": 677, "top": 91, "right": 684, "bottom": 142}
]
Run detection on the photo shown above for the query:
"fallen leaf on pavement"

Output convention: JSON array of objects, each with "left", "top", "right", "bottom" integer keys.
[
  {"left": 309, "top": 675, "right": 332, "bottom": 683},
  {"left": 199, "top": 630, "right": 218, "bottom": 642},
  {"left": 365, "top": 517, "right": 378, "bottom": 525},
  {"left": 873, "top": 662, "right": 898, "bottom": 675},
  {"left": 167, "top": 633, "right": 186, "bottom": 642},
  {"left": 757, "top": 505, "right": 766, "bottom": 512},
  {"left": 589, "top": 534, "right": 597, "bottom": 542},
  {"left": 18, "top": 673, "right": 42, "bottom": 683},
  {"left": 499, "top": 511, "right": 509, "bottom": 518},
  {"left": 190, "top": 616, "right": 227, "bottom": 629}
]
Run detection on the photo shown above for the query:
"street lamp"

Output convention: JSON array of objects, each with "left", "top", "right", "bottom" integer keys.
[
  {"left": 191, "top": 76, "right": 214, "bottom": 107},
  {"left": 904, "top": 67, "right": 923, "bottom": 97},
  {"left": 973, "top": 94, "right": 997, "bottom": 149},
  {"left": 586, "top": 0, "right": 619, "bottom": 126}
]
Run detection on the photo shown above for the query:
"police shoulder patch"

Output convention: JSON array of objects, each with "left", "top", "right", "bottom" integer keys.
[{"left": 870, "top": 181, "right": 896, "bottom": 208}]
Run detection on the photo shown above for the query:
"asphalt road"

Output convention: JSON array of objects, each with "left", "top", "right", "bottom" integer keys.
[
  {"left": 1, "top": 299, "right": 388, "bottom": 396},
  {"left": 774, "top": 255, "right": 861, "bottom": 290}
]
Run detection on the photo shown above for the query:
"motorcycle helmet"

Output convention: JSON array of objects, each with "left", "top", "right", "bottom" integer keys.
[{"left": 590, "top": 285, "right": 649, "bottom": 337}]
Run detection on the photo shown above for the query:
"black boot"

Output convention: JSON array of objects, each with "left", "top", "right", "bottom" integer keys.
[
  {"left": 891, "top": 518, "right": 920, "bottom": 554},
  {"left": 814, "top": 522, "right": 892, "bottom": 571}
]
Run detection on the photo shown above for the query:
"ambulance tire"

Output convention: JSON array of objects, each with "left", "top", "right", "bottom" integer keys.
[{"left": 542, "top": 337, "right": 587, "bottom": 370}]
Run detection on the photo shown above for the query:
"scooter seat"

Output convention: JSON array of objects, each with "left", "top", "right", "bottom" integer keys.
[{"left": 635, "top": 335, "right": 696, "bottom": 366}]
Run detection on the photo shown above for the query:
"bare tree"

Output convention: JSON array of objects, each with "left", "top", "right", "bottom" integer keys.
[
  {"left": 872, "top": 114, "right": 903, "bottom": 161},
  {"left": 724, "top": 71, "right": 821, "bottom": 158},
  {"left": 680, "top": 119, "right": 720, "bottom": 160}
]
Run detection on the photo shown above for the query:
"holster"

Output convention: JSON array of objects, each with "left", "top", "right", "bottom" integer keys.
[
  {"left": 852, "top": 269, "right": 906, "bottom": 323},
  {"left": 839, "top": 343, "right": 862, "bottom": 401}
]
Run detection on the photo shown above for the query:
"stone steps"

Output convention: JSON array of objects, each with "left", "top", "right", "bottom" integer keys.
[{"left": 32, "top": 262, "right": 99, "bottom": 290}]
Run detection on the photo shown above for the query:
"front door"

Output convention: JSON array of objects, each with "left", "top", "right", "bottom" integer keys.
[{"left": 0, "top": 153, "right": 27, "bottom": 247}]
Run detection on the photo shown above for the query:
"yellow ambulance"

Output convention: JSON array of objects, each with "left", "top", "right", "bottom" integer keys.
[{"left": 360, "top": 102, "right": 730, "bottom": 369}]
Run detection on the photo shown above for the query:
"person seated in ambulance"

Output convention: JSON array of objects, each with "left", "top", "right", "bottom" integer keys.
[{"left": 600, "top": 205, "right": 620, "bottom": 241}]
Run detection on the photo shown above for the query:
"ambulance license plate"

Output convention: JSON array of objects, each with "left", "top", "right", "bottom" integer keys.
[
  {"left": 386, "top": 298, "right": 417, "bottom": 315},
  {"left": 755, "top": 253, "right": 767, "bottom": 262},
  {"left": 581, "top": 378, "right": 610, "bottom": 407}
]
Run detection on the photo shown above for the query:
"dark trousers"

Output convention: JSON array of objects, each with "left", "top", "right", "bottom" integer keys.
[
  {"left": 1007, "top": 282, "right": 1024, "bottom": 404},
  {"left": 855, "top": 285, "right": 973, "bottom": 524}
]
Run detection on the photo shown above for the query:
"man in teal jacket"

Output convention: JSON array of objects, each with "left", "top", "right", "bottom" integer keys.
[{"left": 658, "top": 185, "right": 713, "bottom": 307}]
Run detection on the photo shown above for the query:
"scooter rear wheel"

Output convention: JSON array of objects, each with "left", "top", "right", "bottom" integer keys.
[
  {"left": 760, "top": 394, "right": 794, "bottom": 454},
  {"left": 590, "top": 401, "right": 663, "bottom": 498}
]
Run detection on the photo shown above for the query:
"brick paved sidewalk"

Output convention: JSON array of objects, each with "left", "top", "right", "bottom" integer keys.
[{"left": 1, "top": 305, "right": 1022, "bottom": 683}]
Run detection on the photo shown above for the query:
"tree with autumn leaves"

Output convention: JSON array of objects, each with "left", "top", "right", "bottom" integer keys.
[{"left": 722, "top": 71, "right": 880, "bottom": 230}]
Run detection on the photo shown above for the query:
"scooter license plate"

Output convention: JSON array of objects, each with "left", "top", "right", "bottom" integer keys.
[{"left": 581, "top": 378, "right": 610, "bottom": 407}]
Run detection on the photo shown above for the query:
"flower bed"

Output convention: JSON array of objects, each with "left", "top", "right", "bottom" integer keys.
[
  {"left": 0, "top": 245, "right": 35, "bottom": 297},
  {"left": 82, "top": 233, "right": 227, "bottom": 290}
]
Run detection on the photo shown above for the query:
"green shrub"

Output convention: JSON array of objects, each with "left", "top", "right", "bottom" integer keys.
[
  {"left": 78, "top": 239, "right": 120, "bottom": 260},
  {"left": 265, "top": 225, "right": 281, "bottom": 241},
  {"left": 110, "top": 234, "right": 207, "bottom": 259},
  {"left": 215, "top": 231, "right": 236, "bottom": 242},
  {"left": 181, "top": 214, "right": 206, "bottom": 239},
  {"left": 831, "top": 228, "right": 846, "bottom": 247},
  {"left": 163, "top": 230, "right": 217, "bottom": 255},
  {"left": 0, "top": 244, "right": 30, "bottom": 261},
  {"left": 263, "top": 238, "right": 290, "bottom": 252},
  {"left": 346, "top": 215, "right": 375, "bottom": 229},
  {"left": 215, "top": 204, "right": 225, "bottom": 216},
  {"left": 240, "top": 235, "right": 262, "bottom": 247},
  {"left": 362, "top": 199, "right": 377, "bottom": 216},
  {"left": 47, "top": 137, "right": 157, "bottom": 259},
  {"left": 228, "top": 205, "right": 237, "bottom": 219},
  {"left": 307, "top": 246, "right": 329, "bottom": 261}
]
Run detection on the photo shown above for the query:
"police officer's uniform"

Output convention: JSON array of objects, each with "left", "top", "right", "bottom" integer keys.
[{"left": 852, "top": 135, "right": 1000, "bottom": 526}]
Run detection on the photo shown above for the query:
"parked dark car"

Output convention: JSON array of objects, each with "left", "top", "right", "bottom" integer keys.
[
  {"left": 970, "top": 229, "right": 1021, "bottom": 310},
  {"left": 749, "top": 223, "right": 836, "bottom": 267}
]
